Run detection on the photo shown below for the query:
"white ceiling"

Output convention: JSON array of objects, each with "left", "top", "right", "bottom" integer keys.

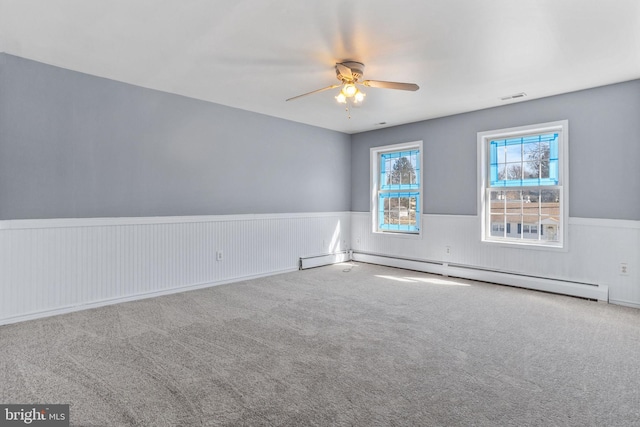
[{"left": 1, "top": 0, "right": 639, "bottom": 134}]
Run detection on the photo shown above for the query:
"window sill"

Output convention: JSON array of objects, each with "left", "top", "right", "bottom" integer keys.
[
  {"left": 373, "top": 230, "right": 424, "bottom": 240},
  {"left": 482, "top": 238, "right": 567, "bottom": 252}
]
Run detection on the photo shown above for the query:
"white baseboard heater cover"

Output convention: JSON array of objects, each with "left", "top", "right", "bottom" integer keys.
[
  {"left": 300, "top": 251, "right": 351, "bottom": 270},
  {"left": 352, "top": 252, "right": 609, "bottom": 302}
]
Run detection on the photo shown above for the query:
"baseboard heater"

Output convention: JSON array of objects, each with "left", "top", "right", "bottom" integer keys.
[
  {"left": 352, "top": 251, "right": 609, "bottom": 302},
  {"left": 299, "top": 251, "right": 351, "bottom": 270}
]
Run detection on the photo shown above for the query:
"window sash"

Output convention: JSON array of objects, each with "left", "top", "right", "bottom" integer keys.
[
  {"left": 486, "top": 186, "right": 562, "bottom": 243},
  {"left": 377, "top": 191, "right": 420, "bottom": 232},
  {"left": 489, "top": 133, "right": 559, "bottom": 187},
  {"left": 479, "top": 121, "right": 567, "bottom": 248},
  {"left": 380, "top": 150, "right": 420, "bottom": 191},
  {"left": 371, "top": 141, "right": 423, "bottom": 236}
]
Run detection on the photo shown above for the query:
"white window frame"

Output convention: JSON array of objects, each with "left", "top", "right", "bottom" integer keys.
[
  {"left": 370, "top": 140, "right": 423, "bottom": 238},
  {"left": 478, "top": 120, "right": 569, "bottom": 249}
]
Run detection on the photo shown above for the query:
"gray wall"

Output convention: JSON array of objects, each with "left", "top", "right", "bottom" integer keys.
[
  {"left": 351, "top": 80, "right": 640, "bottom": 220},
  {"left": 2, "top": 53, "right": 638, "bottom": 221},
  {"left": 0, "top": 53, "right": 351, "bottom": 219}
]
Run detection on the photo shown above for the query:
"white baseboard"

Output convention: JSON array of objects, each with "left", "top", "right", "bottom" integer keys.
[{"left": 352, "top": 252, "right": 609, "bottom": 302}]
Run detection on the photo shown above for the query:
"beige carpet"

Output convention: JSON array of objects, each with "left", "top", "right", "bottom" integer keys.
[{"left": 1, "top": 262, "right": 639, "bottom": 426}]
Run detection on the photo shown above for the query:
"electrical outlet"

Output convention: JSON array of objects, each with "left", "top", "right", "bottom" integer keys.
[
  {"left": 216, "top": 251, "right": 223, "bottom": 261},
  {"left": 445, "top": 246, "right": 451, "bottom": 256},
  {"left": 620, "top": 263, "right": 628, "bottom": 275},
  {"left": 356, "top": 237, "right": 361, "bottom": 245}
]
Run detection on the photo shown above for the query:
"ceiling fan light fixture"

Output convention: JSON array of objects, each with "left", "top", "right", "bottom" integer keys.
[
  {"left": 286, "top": 61, "right": 418, "bottom": 116},
  {"left": 342, "top": 84, "right": 358, "bottom": 97}
]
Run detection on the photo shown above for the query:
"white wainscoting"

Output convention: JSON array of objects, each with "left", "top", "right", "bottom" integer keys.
[
  {"left": 1, "top": 211, "right": 637, "bottom": 325},
  {"left": 0, "top": 212, "right": 351, "bottom": 325},
  {"left": 351, "top": 213, "right": 640, "bottom": 307}
]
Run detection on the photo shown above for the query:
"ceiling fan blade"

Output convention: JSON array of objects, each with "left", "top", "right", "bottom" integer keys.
[
  {"left": 361, "top": 80, "right": 419, "bottom": 91},
  {"left": 286, "top": 84, "right": 341, "bottom": 102},
  {"left": 336, "top": 63, "right": 354, "bottom": 80}
]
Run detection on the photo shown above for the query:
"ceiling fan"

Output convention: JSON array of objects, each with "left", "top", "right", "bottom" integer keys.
[{"left": 285, "top": 61, "right": 419, "bottom": 105}]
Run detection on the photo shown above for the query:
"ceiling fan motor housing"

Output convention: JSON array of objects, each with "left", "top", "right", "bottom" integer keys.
[{"left": 336, "top": 61, "right": 364, "bottom": 82}]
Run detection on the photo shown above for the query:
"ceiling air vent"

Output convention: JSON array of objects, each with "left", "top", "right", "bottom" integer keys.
[{"left": 500, "top": 92, "right": 527, "bottom": 101}]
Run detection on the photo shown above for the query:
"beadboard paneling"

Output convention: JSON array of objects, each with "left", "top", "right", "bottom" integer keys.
[
  {"left": 2, "top": 211, "right": 637, "bottom": 325},
  {"left": 0, "top": 212, "right": 351, "bottom": 325},
  {"left": 351, "top": 213, "right": 639, "bottom": 306}
]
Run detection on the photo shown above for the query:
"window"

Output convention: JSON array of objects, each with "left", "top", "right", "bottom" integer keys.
[
  {"left": 478, "top": 121, "right": 568, "bottom": 247},
  {"left": 371, "top": 141, "right": 423, "bottom": 235}
]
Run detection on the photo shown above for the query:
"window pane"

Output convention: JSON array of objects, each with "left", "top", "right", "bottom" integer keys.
[
  {"left": 505, "top": 163, "right": 523, "bottom": 181},
  {"left": 408, "top": 154, "right": 415, "bottom": 185},
  {"left": 490, "top": 215, "right": 505, "bottom": 237},
  {"left": 488, "top": 186, "right": 559, "bottom": 242},
  {"left": 540, "top": 141, "right": 551, "bottom": 160},
  {"left": 384, "top": 211, "right": 392, "bottom": 225},
  {"left": 538, "top": 160, "right": 550, "bottom": 179},
  {"left": 378, "top": 192, "right": 419, "bottom": 232},
  {"left": 523, "top": 221, "right": 539, "bottom": 240},
  {"left": 388, "top": 209, "right": 399, "bottom": 224},
  {"left": 401, "top": 157, "right": 416, "bottom": 186},
  {"left": 505, "top": 191, "right": 521, "bottom": 215},
  {"left": 413, "top": 152, "right": 420, "bottom": 186},
  {"left": 490, "top": 190, "right": 505, "bottom": 215},
  {"left": 384, "top": 157, "right": 392, "bottom": 185},
  {"left": 522, "top": 215, "right": 538, "bottom": 227},
  {"left": 390, "top": 160, "right": 401, "bottom": 185},
  {"left": 496, "top": 144, "right": 506, "bottom": 162},
  {"left": 524, "top": 162, "right": 539, "bottom": 180},
  {"left": 381, "top": 150, "right": 420, "bottom": 190},
  {"left": 522, "top": 140, "right": 540, "bottom": 161},
  {"left": 541, "top": 189, "right": 560, "bottom": 204},
  {"left": 522, "top": 189, "right": 539, "bottom": 204},
  {"left": 540, "top": 189, "right": 560, "bottom": 241},
  {"left": 522, "top": 189, "right": 539, "bottom": 218},
  {"left": 508, "top": 217, "right": 523, "bottom": 236},
  {"left": 403, "top": 196, "right": 417, "bottom": 227},
  {"left": 523, "top": 139, "right": 539, "bottom": 150},
  {"left": 506, "top": 144, "right": 522, "bottom": 163},
  {"left": 505, "top": 190, "right": 521, "bottom": 201},
  {"left": 490, "top": 133, "right": 560, "bottom": 187},
  {"left": 538, "top": 189, "right": 555, "bottom": 238},
  {"left": 497, "top": 164, "right": 507, "bottom": 181},
  {"left": 541, "top": 221, "right": 559, "bottom": 241}
]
